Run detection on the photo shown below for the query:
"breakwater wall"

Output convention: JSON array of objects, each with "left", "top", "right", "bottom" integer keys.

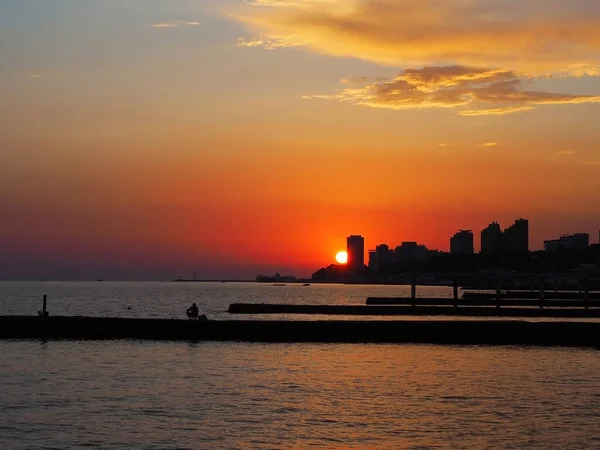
[
  {"left": 365, "top": 297, "right": 600, "bottom": 308},
  {"left": 462, "top": 291, "right": 600, "bottom": 300},
  {"left": 228, "top": 303, "right": 600, "bottom": 318},
  {"left": 2, "top": 316, "right": 600, "bottom": 347}
]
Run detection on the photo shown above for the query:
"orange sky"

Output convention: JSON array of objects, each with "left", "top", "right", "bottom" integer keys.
[{"left": 1, "top": 0, "right": 600, "bottom": 279}]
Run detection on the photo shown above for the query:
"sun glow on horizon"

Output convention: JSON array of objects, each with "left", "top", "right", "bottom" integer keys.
[{"left": 335, "top": 251, "right": 348, "bottom": 264}]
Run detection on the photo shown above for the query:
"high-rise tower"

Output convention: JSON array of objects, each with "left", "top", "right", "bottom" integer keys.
[
  {"left": 450, "top": 230, "right": 474, "bottom": 255},
  {"left": 346, "top": 235, "right": 365, "bottom": 269}
]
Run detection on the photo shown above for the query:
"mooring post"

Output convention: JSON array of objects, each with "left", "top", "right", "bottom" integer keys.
[
  {"left": 584, "top": 279, "right": 590, "bottom": 309},
  {"left": 453, "top": 278, "right": 458, "bottom": 307},
  {"left": 411, "top": 276, "right": 417, "bottom": 305},
  {"left": 495, "top": 281, "right": 501, "bottom": 308}
]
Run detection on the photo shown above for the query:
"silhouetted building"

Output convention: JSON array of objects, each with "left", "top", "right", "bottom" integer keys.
[
  {"left": 450, "top": 230, "right": 474, "bottom": 255},
  {"left": 346, "top": 235, "right": 365, "bottom": 269},
  {"left": 503, "top": 218, "right": 529, "bottom": 253},
  {"left": 544, "top": 233, "right": 589, "bottom": 251},
  {"left": 481, "top": 222, "right": 502, "bottom": 254},
  {"left": 368, "top": 244, "right": 393, "bottom": 272},
  {"left": 480, "top": 219, "right": 529, "bottom": 254},
  {"left": 368, "top": 241, "right": 432, "bottom": 271},
  {"left": 395, "top": 242, "right": 430, "bottom": 263}
]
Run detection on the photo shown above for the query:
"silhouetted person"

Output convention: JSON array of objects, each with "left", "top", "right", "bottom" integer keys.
[{"left": 186, "top": 303, "right": 199, "bottom": 320}]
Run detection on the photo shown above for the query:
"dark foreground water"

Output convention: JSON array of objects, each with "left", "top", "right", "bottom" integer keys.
[
  {"left": 2, "top": 341, "right": 600, "bottom": 449},
  {"left": 1, "top": 282, "right": 600, "bottom": 448}
]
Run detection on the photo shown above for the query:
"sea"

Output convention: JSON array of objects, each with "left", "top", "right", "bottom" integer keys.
[{"left": 1, "top": 281, "right": 600, "bottom": 449}]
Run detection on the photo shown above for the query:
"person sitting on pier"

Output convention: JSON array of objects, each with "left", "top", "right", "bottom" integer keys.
[{"left": 186, "top": 303, "right": 199, "bottom": 320}]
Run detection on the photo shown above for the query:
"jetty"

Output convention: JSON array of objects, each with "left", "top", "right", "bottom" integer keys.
[
  {"left": 364, "top": 297, "right": 600, "bottom": 308},
  {"left": 228, "top": 303, "right": 600, "bottom": 318},
  {"left": 3, "top": 286, "right": 600, "bottom": 347},
  {"left": 1, "top": 316, "right": 600, "bottom": 348},
  {"left": 462, "top": 291, "right": 600, "bottom": 300}
]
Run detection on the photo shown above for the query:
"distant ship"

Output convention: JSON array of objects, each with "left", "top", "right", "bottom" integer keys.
[{"left": 256, "top": 272, "right": 297, "bottom": 283}]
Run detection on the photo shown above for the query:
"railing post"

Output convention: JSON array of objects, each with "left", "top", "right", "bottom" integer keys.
[
  {"left": 584, "top": 278, "right": 590, "bottom": 309},
  {"left": 411, "top": 276, "right": 417, "bottom": 306},
  {"left": 495, "top": 280, "right": 501, "bottom": 308},
  {"left": 539, "top": 278, "right": 544, "bottom": 308},
  {"left": 453, "top": 278, "right": 458, "bottom": 307},
  {"left": 43, "top": 294, "right": 47, "bottom": 315}
]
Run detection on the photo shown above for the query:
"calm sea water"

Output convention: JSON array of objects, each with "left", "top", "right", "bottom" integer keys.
[
  {"left": 1, "top": 282, "right": 600, "bottom": 448},
  {"left": 0, "top": 281, "right": 461, "bottom": 320}
]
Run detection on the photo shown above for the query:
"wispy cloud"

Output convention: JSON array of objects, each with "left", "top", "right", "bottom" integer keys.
[
  {"left": 302, "top": 66, "right": 600, "bottom": 116},
  {"left": 478, "top": 142, "right": 499, "bottom": 148},
  {"left": 29, "top": 73, "right": 47, "bottom": 79},
  {"left": 237, "top": 36, "right": 301, "bottom": 50},
  {"left": 234, "top": 0, "right": 600, "bottom": 76},
  {"left": 244, "top": 0, "right": 336, "bottom": 7},
  {"left": 150, "top": 21, "right": 200, "bottom": 29},
  {"left": 556, "top": 151, "right": 575, "bottom": 156}
]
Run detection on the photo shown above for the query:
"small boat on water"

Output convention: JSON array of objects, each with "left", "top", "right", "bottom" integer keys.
[{"left": 302, "top": 283, "right": 311, "bottom": 286}]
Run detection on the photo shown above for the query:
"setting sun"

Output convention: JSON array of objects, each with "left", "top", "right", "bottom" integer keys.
[{"left": 335, "top": 251, "right": 348, "bottom": 264}]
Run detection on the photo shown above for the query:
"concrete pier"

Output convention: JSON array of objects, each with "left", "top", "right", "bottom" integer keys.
[
  {"left": 365, "top": 297, "right": 600, "bottom": 308},
  {"left": 462, "top": 291, "right": 600, "bottom": 300},
  {"left": 228, "top": 303, "right": 600, "bottom": 318},
  {"left": 1, "top": 316, "right": 600, "bottom": 347}
]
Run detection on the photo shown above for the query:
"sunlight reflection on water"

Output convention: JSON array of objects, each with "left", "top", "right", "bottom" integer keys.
[
  {"left": 1, "top": 340, "right": 599, "bottom": 449},
  {"left": 1, "top": 282, "right": 600, "bottom": 448}
]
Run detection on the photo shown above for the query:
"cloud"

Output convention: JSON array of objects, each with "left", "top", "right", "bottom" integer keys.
[
  {"left": 237, "top": 37, "right": 301, "bottom": 49},
  {"left": 478, "top": 142, "right": 499, "bottom": 148},
  {"left": 244, "top": 0, "right": 306, "bottom": 6},
  {"left": 29, "top": 73, "right": 46, "bottom": 79},
  {"left": 151, "top": 21, "right": 200, "bottom": 29},
  {"left": 302, "top": 66, "right": 600, "bottom": 115},
  {"left": 234, "top": 0, "right": 600, "bottom": 75},
  {"left": 244, "top": 0, "right": 337, "bottom": 7},
  {"left": 556, "top": 151, "right": 575, "bottom": 156}
]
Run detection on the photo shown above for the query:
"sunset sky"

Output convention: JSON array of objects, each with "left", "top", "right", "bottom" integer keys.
[{"left": 2, "top": 0, "right": 600, "bottom": 280}]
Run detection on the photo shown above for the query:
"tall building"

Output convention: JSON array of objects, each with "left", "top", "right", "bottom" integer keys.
[
  {"left": 481, "top": 222, "right": 502, "bottom": 254},
  {"left": 368, "top": 242, "right": 433, "bottom": 272},
  {"left": 368, "top": 244, "right": 392, "bottom": 272},
  {"left": 395, "top": 242, "right": 430, "bottom": 263},
  {"left": 503, "top": 219, "right": 529, "bottom": 253},
  {"left": 480, "top": 219, "right": 529, "bottom": 254},
  {"left": 450, "top": 230, "right": 474, "bottom": 255},
  {"left": 544, "top": 233, "right": 589, "bottom": 251},
  {"left": 346, "top": 235, "right": 365, "bottom": 269}
]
